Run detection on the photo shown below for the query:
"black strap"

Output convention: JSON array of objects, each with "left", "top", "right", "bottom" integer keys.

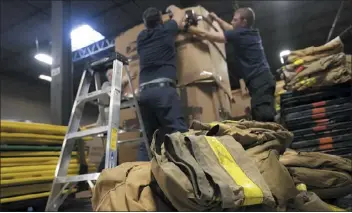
[{"left": 149, "top": 175, "right": 177, "bottom": 211}]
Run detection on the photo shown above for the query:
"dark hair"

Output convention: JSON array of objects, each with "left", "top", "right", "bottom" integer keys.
[
  {"left": 143, "top": 7, "right": 162, "bottom": 29},
  {"left": 236, "top": 7, "right": 255, "bottom": 28}
]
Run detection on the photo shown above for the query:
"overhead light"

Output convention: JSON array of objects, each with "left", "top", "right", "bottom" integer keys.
[
  {"left": 70, "top": 24, "right": 105, "bottom": 51},
  {"left": 39, "top": 74, "right": 52, "bottom": 82},
  {"left": 34, "top": 53, "right": 53, "bottom": 65},
  {"left": 34, "top": 25, "right": 104, "bottom": 64},
  {"left": 279, "top": 50, "right": 291, "bottom": 64}
]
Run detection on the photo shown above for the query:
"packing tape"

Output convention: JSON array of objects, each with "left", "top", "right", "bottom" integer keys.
[{"left": 205, "top": 136, "right": 264, "bottom": 206}]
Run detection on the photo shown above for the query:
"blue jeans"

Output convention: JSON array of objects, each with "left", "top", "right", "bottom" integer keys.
[{"left": 137, "top": 86, "right": 188, "bottom": 161}]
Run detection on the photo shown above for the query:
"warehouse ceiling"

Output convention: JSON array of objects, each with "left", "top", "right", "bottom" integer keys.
[{"left": 1, "top": 0, "right": 351, "bottom": 87}]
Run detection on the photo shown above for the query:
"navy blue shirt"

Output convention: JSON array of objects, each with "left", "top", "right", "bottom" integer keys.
[
  {"left": 224, "top": 27, "right": 270, "bottom": 81},
  {"left": 137, "top": 20, "right": 179, "bottom": 85}
]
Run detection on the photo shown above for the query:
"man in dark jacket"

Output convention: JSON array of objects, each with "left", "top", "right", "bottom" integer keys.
[
  {"left": 136, "top": 6, "right": 188, "bottom": 161},
  {"left": 188, "top": 8, "right": 276, "bottom": 122}
]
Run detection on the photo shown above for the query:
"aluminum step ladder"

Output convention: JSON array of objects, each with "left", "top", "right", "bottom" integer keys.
[{"left": 45, "top": 53, "right": 151, "bottom": 211}]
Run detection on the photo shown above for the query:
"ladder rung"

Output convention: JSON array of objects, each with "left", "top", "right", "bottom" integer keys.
[
  {"left": 77, "top": 89, "right": 110, "bottom": 104},
  {"left": 121, "top": 100, "right": 135, "bottom": 109},
  {"left": 67, "top": 126, "right": 108, "bottom": 140},
  {"left": 56, "top": 173, "right": 100, "bottom": 183},
  {"left": 118, "top": 138, "right": 143, "bottom": 144}
]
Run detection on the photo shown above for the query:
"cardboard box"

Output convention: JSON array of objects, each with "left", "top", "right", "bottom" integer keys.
[
  {"left": 230, "top": 89, "right": 251, "bottom": 119},
  {"left": 118, "top": 131, "right": 141, "bottom": 164},
  {"left": 230, "top": 80, "right": 286, "bottom": 118},
  {"left": 179, "top": 82, "right": 232, "bottom": 126},
  {"left": 115, "top": 6, "right": 232, "bottom": 99},
  {"left": 119, "top": 108, "right": 139, "bottom": 130},
  {"left": 86, "top": 131, "right": 142, "bottom": 167},
  {"left": 86, "top": 138, "right": 105, "bottom": 167}
]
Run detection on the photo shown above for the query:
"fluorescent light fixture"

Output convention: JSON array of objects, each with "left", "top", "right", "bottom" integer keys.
[
  {"left": 70, "top": 24, "right": 105, "bottom": 51},
  {"left": 34, "top": 53, "right": 53, "bottom": 65},
  {"left": 34, "top": 24, "right": 104, "bottom": 65},
  {"left": 279, "top": 50, "right": 291, "bottom": 64},
  {"left": 39, "top": 74, "right": 52, "bottom": 82}
]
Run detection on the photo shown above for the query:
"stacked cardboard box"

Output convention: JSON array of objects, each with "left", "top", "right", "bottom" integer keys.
[
  {"left": 115, "top": 6, "right": 232, "bottom": 126},
  {"left": 230, "top": 80, "right": 286, "bottom": 119}
]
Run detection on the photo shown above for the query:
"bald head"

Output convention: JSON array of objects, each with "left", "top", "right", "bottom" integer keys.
[{"left": 231, "top": 7, "right": 255, "bottom": 29}]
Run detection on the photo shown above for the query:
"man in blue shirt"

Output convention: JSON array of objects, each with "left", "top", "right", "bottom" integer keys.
[
  {"left": 188, "top": 8, "right": 276, "bottom": 122},
  {"left": 136, "top": 6, "right": 188, "bottom": 161}
]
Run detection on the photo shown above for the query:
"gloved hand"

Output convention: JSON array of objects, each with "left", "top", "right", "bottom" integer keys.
[{"left": 183, "top": 10, "right": 198, "bottom": 32}]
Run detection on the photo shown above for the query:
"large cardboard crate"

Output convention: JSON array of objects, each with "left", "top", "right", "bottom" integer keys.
[
  {"left": 230, "top": 80, "right": 286, "bottom": 119},
  {"left": 115, "top": 6, "right": 232, "bottom": 123}
]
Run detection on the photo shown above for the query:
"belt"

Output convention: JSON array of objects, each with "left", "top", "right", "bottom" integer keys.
[{"left": 139, "top": 82, "right": 176, "bottom": 92}]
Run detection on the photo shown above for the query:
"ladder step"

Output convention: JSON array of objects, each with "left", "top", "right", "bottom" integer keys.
[
  {"left": 76, "top": 89, "right": 110, "bottom": 104},
  {"left": 56, "top": 173, "right": 100, "bottom": 183},
  {"left": 67, "top": 126, "right": 108, "bottom": 140},
  {"left": 121, "top": 99, "right": 136, "bottom": 109}
]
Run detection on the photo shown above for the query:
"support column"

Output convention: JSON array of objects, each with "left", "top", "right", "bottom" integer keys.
[{"left": 50, "top": 0, "right": 73, "bottom": 125}]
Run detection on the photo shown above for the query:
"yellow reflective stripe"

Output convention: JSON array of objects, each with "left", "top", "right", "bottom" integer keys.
[
  {"left": 209, "top": 122, "right": 221, "bottom": 128},
  {"left": 327, "top": 204, "right": 347, "bottom": 212},
  {"left": 222, "top": 120, "right": 237, "bottom": 123},
  {"left": 308, "top": 77, "right": 316, "bottom": 86},
  {"left": 183, "top": 132, "right": 192, "bottom": 136},
  {"left": 293, "top": 59, "right": 304, "bottom": 65},
  {"left": 296, "top": 183, "right": 307, "bottom": 191},
  {"left": 205, "top": 136, "right": 264, "bottom": 206},
  {"left": 110, "top": 128, "right": 118, "bottom": 150}
]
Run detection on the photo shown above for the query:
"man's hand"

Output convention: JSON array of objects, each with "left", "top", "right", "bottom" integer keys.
[
  {"left": 209, "top": 12, "right": 219, "bottom": 21},
  {"left": 166, "top": 5, "right": 186, "bottom": 29},
  {"left": 208, "top": 12, "right": 233, "bottom": 31}
]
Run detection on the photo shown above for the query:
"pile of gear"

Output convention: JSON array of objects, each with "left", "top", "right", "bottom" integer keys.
[
  {"left": 277, "top": 31, "right": 352, "bottom": 91},
  {"left": 280, "top": 82, "right": 352, "bottom": 157},
  {"left": 91, "top": 120, "right": 351, "bottom": 211}
]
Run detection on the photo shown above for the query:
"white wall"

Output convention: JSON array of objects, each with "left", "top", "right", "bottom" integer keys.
[{"left": 1, "top": 75, "right": 97, "bottom": 125}]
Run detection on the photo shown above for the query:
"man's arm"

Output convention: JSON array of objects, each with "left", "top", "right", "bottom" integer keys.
[
  {"left": 209, "top": 12, "right": 233, "bottom": 31},
  {"left": 166, "top": 5, "right": 186, "bottom": 29},
  {"left": 187, "top": 26, "right": 227, "bottom": 43}
]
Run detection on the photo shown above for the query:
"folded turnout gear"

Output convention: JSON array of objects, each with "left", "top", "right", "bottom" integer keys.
[
  {"left": 277, "top": 37, "right": 351, "bottom": 92},
  {"left": 150, "top": 131, "right": 275, "bottom": 211},
  {"left": 190, "top": 120, "right": 293, "bottom": 150},
  {"left": 91, "top": 162, "right": 174, "bottom": 212},
  {"left": 280, "top": 149, "right": 352, "bottom": 200},
  {"left": 285, "top": 38, "right": 343, "bottom": 64},
  {"left": 190, "top": 120, "right": 299, "bottom": 211},
  {"left": 288, "top": 53, "right": 352, "bottom": 91},
  {"left": 287, "top": 190, "right": 338, "bottom": 212},
  {"left": 289, "top": 53, "right": 345, "bottom": 84}
]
